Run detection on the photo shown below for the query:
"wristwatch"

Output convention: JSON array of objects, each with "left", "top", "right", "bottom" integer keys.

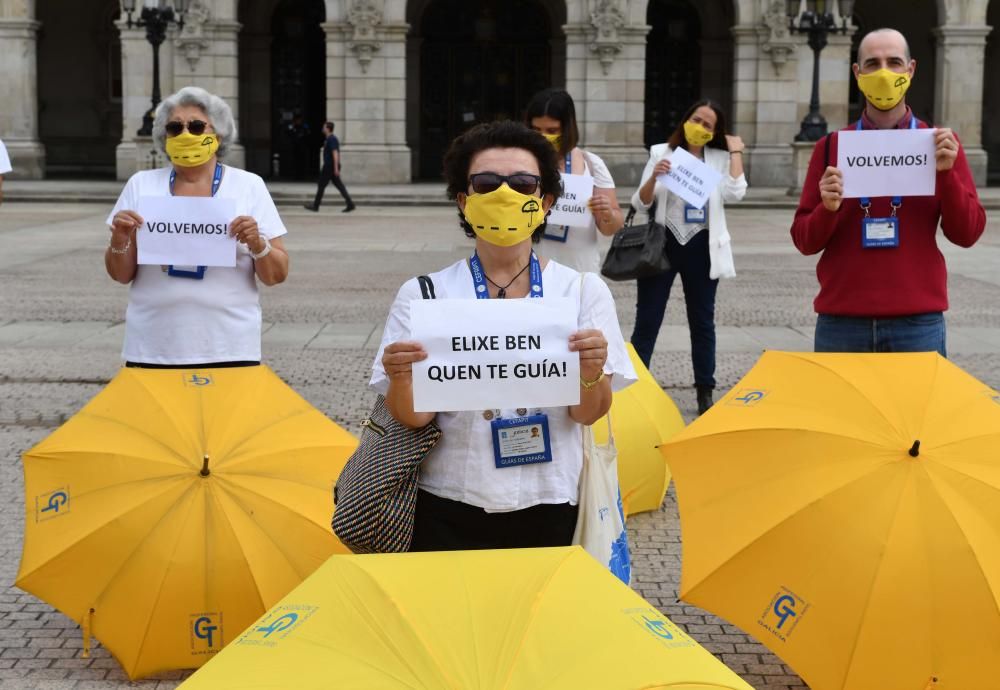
[{"left": 251, "top": 237, "right": 272, "bottom": 259}]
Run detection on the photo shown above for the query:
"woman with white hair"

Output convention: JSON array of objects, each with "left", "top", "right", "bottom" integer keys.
[{"left": 105, "top": 86, "right": 289, "bottom": 367}]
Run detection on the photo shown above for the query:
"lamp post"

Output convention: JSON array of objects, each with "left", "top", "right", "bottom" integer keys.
[
  {"left": 122, "top": 0, "right": 188, "bottom": 136},
  {"left": 789, "top": 0, "right": 855, "bottom": 142}
]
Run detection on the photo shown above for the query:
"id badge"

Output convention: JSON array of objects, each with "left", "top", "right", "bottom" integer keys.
[
  {"left": 861, "top": 217, "right": 900, "bottom": 248},
  {"left": 491, "top": 414, "right": 552, "bottom": 469},
  {"left": 684, "top": 204, "right": 707, "bottom": 224},
  {"left": 167, "top": 265, "right": 207, "bottom": 279},
  {"left": 543, "top": 225, "right": 570, "bottom": 243}
]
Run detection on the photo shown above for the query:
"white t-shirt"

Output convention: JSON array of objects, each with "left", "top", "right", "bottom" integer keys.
[
  {"left": 0, "top": 140, "right": 12, "bottom": 175},
  {"left": 538, "top": 149, "right": 615, "bottom": 274},
  {"left": 370, "top": 258, "right": 637, "bottom": 513},
  {"left": 106, "top": 165, "right": 287, "bottom": 364}
]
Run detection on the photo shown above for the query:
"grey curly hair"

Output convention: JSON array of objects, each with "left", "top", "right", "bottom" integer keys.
[{"left": 153, "top": 86, "right": 237, "bottom": 159}]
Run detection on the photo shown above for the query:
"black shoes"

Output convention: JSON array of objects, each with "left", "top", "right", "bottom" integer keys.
[
  {"left": 343, "top": 202, "right": 356, "bottom": 213},
  {"left": 303, "top": 204, "right": 318, "bottom": 212},
  {"left": 696, "top": 386, "right": 714, "bottom": 416}
]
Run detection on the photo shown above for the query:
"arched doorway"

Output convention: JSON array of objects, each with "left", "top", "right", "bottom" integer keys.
[
  {"left": 986, "top": 0, "right": 999, "bottom": 184},
  {"left": 36, "top": 0, "right": 122, "bottom": 178},
  {"left": 238, "top": 0, "right": 326, "bottom": 180},
  {"left": 847, "top": 2, "right": 938, "bottom": 123},
  {"left": 643, "top": 0, "right": 734, "bottom": 149},
  {"left": 408, "top": 0, "right": 559, "bottom": 180}
]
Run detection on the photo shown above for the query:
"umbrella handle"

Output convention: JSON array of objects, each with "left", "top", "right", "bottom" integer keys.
[{"left": 81, "top": 608, "right": 94, "bottom": 659}]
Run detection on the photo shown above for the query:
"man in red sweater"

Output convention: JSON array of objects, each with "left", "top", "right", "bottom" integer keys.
[{"left": 790, "top": 28, "right": 986, "bottom": 355}]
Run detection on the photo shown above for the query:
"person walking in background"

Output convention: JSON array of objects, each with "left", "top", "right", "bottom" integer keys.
[
  {"left": 629, "top": 99, "right": 747, "bottom": 416},
  {"left": 0, "top": 138, "right": 12, "bottom": 205},
  {"left": 305, "top": 121, "right": 355, "bottom": 213},
  {"left": 791, "top": 28, "right": 985, "bottom": 356},
  {"left": 525, "top": 88, "right": 624, "bottom": 273}
]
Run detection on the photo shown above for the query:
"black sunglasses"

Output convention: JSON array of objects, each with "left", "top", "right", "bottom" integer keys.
[
  {"left": 165, "top": 119, "right": 210, "bottom": 137},
  {"left": 469, "top": 172, "right": 541, "bottom": 195}
]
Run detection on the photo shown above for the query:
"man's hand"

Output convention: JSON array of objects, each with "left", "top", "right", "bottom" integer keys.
[
  {"left": 819, "top": 166, "right": 844, "bottom": 212},
  {"left": 935, "top": 128, "right": 959, "bottom": 172}
]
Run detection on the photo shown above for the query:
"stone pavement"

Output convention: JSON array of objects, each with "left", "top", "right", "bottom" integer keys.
[{"left": 0, "top": 200, "right": 997, "bottom": 689}]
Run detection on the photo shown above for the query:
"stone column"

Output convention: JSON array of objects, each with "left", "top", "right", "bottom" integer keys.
[
  {"left": 563, "top": 4, "right": 649, "bottom": 190},
  {"left": 934, "top": 24, "right": 992, "bottom": 185},
  {"left": 321, "top": 3, "right": 410, "bottom": 184},
  {"left": 0, "top": 0, "right": 45, "bottom": 178}
]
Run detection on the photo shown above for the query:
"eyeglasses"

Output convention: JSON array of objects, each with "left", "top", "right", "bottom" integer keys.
[
  {"left": 165, "top": 119, "right": 210, "bottom": 137},
  {"left": 469, "top": 172, "right": 541, "bottom": 195}
]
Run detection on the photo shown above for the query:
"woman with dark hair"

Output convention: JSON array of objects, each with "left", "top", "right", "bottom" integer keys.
[
  {"left": 525, "top": 88, "right": 624, "bottom": 273},
  {"left": 369, "top": 120, "right": 636, "bottom": 551},
  {"left": 629, "top": 99, "right": 747, "bottom": 415}
]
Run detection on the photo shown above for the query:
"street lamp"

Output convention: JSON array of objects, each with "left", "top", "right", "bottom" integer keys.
[
  {"left": 788, "top": 0, "right": 855, "bottom": 141},
  {"left": 122, "top": 0, "right": 189, "bottom": 136}
]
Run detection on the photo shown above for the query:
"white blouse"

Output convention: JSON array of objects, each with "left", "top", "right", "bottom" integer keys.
[{"left": 370, "top": 258, "right": 636, "bottom": 512}]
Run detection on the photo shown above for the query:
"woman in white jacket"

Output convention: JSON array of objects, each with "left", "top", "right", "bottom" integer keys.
[{"left": 629, "top": 100, "right": 747, "bottom": 415}]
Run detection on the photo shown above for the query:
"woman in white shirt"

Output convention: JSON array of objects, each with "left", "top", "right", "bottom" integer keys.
[
  {"left": 371, "top": 120, "right": 636, "bottom": 551},
  {"left": 525, "top": 88, "right": 625, "bottom": 273},
  {"left": 105, "top": 86, "right": 289, "bottom": 367},
  {"left": 630, "top": 99, "right": 747, "bottom": 415}
]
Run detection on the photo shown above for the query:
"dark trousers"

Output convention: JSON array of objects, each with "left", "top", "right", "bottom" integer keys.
[
  {"left": 409, "top": 489, "right": 578, "bottom": 552},
  {"left": 630, "top": 229, "right": 719, "bottom": 388},
  {"left": 312, "top": 166, "right": 352, "bottom": 208}
]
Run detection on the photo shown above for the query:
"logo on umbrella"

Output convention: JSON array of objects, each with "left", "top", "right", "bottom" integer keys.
[
  {"left": 758, "top": 588, "right": 810, "bottom": 642},
  {"left": 237, "top": 605, "right": 319, "bottom": 648},
  {"left": 35, "top": 488, "right": 70, "bottom": 522},
  {"left": 190, "top": 613, "right": 223, "bottom": 655},
  {"left": 623, "top": 608, "right": 694, "bottom": 649},
  {"left": 728, "top": 389, "right": 768, "bottom": 407},
  {"left": 184, "top": 373, "right": 213, "bottom": 387}
]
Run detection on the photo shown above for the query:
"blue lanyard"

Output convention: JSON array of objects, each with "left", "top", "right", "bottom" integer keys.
[
  {"left": 858, "top": 116, "right": 916, "bottom": 211},
  {"left": 169, "top": 162, "right": 224, "bottom": 197},
  {"left": 469, "top": 251, "right": 543, "bottom": 299},
  {"left": 565, "top": 152, "right": 571, "bottom": 173}
]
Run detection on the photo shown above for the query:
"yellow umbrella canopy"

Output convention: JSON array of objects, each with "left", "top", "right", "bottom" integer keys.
[
  {"left": 664, "top": 351, "right": 1000, "bottom": 690},
  {"left": 17, "top": 365, "right": 356, "bottom": 680},
  {"left": 595, "top": 344, "right": 685, "bottom": 516},
  {"left": 180, "top": 546, "right": 754, "bottom": 690}
]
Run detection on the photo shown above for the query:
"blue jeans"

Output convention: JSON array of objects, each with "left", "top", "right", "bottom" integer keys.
[
  {"left": 631, "top": 230, "right": 719, "bottom": 388},
  {"left": 814, "top": 312, "right": 946, "bottom": 356}
]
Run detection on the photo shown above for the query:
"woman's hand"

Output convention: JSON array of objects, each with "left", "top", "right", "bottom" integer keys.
[
  {"left": 725, "top": 134, "right": 745, "bottom": 152},
  {"left": 569, "top": 329, "right": 608, "bottom": 382},
  {"left": 652, "top": 158, "right": 672, "bottom": 177},
  {"left": 382, "top": 341, "right": 428, "bottom": 382},
  {"left": 230, "top": 216, "right": 267, "bottom": 255},
  {"left": 110, "top": 210, "right": 143, "bottom": 244}
]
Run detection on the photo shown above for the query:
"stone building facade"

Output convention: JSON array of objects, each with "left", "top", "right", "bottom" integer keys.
[{"left": 2, "top": 0, "right": 996, "bottom": 188}]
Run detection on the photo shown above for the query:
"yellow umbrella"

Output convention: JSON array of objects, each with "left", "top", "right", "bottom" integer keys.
[
  {"left": 17, "top": 365, "right": 356, "bottom": 680},
  {"left": 179, "top": 546, "right": 754, "bottom": 690},
  {"left": 664, "top": 351, "right": 1000, "bottom": 690},
  {"left": 595, "top": 344, "right": 685, "bottom": 516}
]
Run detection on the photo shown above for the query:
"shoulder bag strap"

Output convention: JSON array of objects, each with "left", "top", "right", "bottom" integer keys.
[{"left": 417, "top": 275, "right": 436, "bottom": 300}]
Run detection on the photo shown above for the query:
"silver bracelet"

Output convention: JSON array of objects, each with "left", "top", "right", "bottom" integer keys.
[{"left": 109, "top": 237, "right": 131, "bottom": 255}]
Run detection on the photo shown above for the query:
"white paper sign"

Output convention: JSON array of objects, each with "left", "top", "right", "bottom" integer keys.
[
  {"left": 547, "top": 173, "right": 595, "bottom": 228},
  {"left": 655, "top": 147, "right": 723, "bottom": 210},
  {"left": 136, "top": 196, "right": 238, "bottom": 267},
  {"left": 410, "top": 298, "right": 581, "bottom": 413},
  {"left": 838, "top": 128, "right": 937, "bottom": 198}
]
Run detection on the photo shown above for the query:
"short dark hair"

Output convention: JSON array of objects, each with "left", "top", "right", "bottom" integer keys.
[
  {"left": 667, "top": 100, "right": 731, "bottom": 152},
  {"left": 524, "top": 88, "right": 580, "bottom": 156},
  {"left": 324, "top": 121, "right": 334, "bottom": 132},
  {"left": 443, "top": 120, "right": 563, "bottom": 242}
]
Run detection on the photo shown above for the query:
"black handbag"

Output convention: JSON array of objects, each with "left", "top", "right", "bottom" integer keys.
[
  {"left": 331, "top": 275, "right": 442, "bottom": 553},
  {"left": 600, "top": 202, "right": 671, "bottom": 281}
]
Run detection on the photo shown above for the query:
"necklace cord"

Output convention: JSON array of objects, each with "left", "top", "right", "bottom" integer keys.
[{"left": 483, "top": 261, "right": 530, "bottom": 299}]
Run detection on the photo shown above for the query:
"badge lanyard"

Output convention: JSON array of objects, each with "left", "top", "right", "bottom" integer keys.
[
  {"left": 165, "top": 162, "right": 224, "bottom": 279},
  {"left": 469, "top": 251, "right": 543, "bottom": 299},
  {"left": 858, "top": 116, "right": 915, "bottom": 222},
  {"left": 543, "top": 153, "right": 573, "bottom": 242}
]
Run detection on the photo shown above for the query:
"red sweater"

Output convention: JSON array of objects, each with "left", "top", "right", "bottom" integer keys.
[{"left": 790, "top": 116, "right": 986, "bottom": 317}]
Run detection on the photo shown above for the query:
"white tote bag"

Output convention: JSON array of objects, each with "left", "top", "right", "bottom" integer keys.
[{"left": 573, "top": 417, "right": 631, "bottom": 584}]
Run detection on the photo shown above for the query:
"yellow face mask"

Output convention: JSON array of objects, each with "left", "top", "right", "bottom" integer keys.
[
  {"left": 856, "top": 68, "right": 911, "bottom": 111},
  {"left": 542, "top": 132, "right": 562, "bottom": 152},
  {"left": 165, "top": 132, "right": 220, "bottom": 167},
  {"left": 463, "top": 184, "right": 546, "bottom": 247},
  {"left": 683, "top": 121, "right": 714, "bottom": 148}
]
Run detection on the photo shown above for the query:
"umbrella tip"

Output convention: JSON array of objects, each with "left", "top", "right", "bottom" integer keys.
[
  {"left": 924, "top": 677, "right": 939, "bottom": 690},
  {"left": 908, "top": 440, "right": 921, "bottom": 457},
  {"left": 200, "top": 454, "right": 210, "bottom": 477}
]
